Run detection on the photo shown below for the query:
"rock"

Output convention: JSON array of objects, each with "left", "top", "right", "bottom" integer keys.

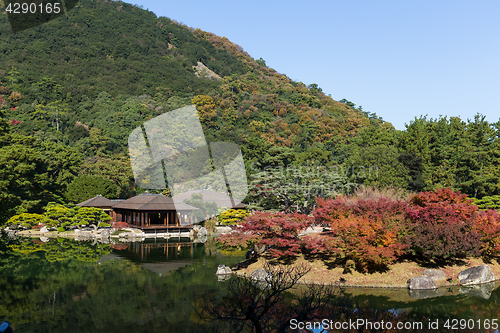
[
  {"left": 197, "top": 227, "right": 208, "bottom": 237},
  {"left": 422, "top": 269, "right": 447, "bottom": 281},
  {"left": 251, "top": 269, "right": 271, "bottom": 281},
  {"left": 215, "top": 226, "right": 232, "bottom": 234},
  {"left": 40, "top": 226, "right": 48, "bottom": 233},
  {"left": 459, "top": 282, "right": 495, "bottom": 299},
  {"left": 216, "top": 264, "right": 232, "bottom": 275},
  {"left": 408, "top": 288, "right": 446, "bottom": 299},
  {"left": 458, "top": 265, "right": 495, "bottom": 286},
  {"left": 407, "top": 276, "right": 438, "bottom": 290},
  {"left": 100, "top": 229, "right": 110, "bottom": 239},
  {"left": 250, "top": 269, "right": 272, "bottom": 290},
  {"left": 40, "top": 236, "right": 49, "bottom": 243},
  {"left": 246, "top": 249, "right": 255, "bottom": 259}
]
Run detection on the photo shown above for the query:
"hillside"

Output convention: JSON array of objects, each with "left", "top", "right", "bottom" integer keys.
[
  {"left": 0, "top": 0, "right": 391, "bottom": 221},
  {"left": 0, "top": 0, "right": 381, "bottom": 152}
]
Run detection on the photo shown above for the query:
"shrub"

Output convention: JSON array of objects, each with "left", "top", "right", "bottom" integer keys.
[
  {"left": 217, "top": 230, "right": 260, "bottom": 251},
  {"left": 112, "top": 222, "right": 129, "bottom": 229},
  {"left": 314, "top": 197, "right": 409, "bottom": 271},
  {"left": 217, "top": 212, "right": 313, "bottom": 258},
  {"left": 218, "top": 209, "right": 250, "bottom": 225},
  {"left": 405, "top": 188, "right": 481, "bottom": 259},
  {"left": 472, "top": 209, "right": 500, "bottom": 256},
  {"left": 473, "top": 195, "right": 500, "bottom": 210},
  {"left": 202, "top": 217, "right": 217, "bottom": 233},
  {"left": 57, "top": 227, "right": 65, "bottom": 232},
  {"left": 71, "top": 207, "right": 112, "bottom": 228},
  {"left": 7, "top": 213, "right": 46, "bottom": 229}
]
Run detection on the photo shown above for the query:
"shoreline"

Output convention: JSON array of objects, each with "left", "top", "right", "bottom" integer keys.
[{"left": 232, "top": 255, "right": 500, "bottom": 289}]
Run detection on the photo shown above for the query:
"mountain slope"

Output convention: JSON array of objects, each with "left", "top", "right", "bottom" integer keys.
[{"left": 0, "top": 0, "right": 393, "bottom": 221}]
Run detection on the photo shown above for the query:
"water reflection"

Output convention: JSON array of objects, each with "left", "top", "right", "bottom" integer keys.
[
  {"left": 1, "top": 235, "right": 500, "bottom": 332},
  {"left": 0, "top": 236, "right": 245, "bottom": 333}
]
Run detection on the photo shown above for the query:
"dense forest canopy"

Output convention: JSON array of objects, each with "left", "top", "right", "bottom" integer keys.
[{"left": 1, "top": 0, "right": 499, "bottom": 225}]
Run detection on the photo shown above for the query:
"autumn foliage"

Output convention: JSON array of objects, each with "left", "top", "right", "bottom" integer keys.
[
  {"left": 313, "top": 196, "right": 409, "bottom": 271},
  {"left": 218, "top": 211, "right": 313, "bottom": 258},
  {"left": 219, "top": 187, "right": 500, "bottom": 271},
  {"left": 472, "top": 209, "right": 500, "bottom": 256},
  {"left": 405, "top": 188, "right": 482, "bottom": 259}
]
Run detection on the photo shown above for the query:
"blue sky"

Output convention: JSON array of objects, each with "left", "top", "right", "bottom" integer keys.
[{"left": 126, "top": 0, "right": 500, "bottom": 130}]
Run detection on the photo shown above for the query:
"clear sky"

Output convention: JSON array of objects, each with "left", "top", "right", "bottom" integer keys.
[{"left": 125, "top": 0, "right": 500, "bottom": 130}]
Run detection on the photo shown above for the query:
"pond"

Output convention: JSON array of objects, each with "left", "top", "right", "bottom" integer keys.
[{"left": 1, "top": 236, "right": 500, "bottom": 332}]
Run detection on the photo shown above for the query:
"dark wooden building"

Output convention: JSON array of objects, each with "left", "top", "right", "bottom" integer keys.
[
  {"left": 77, "top": 195, "right": 117, "bottom": 220},
  {"left": 111, "top": 192, "right": 198, "bottom": 231}
]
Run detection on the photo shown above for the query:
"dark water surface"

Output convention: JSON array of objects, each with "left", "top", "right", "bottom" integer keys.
[
  {"left": 1, "top": 236, "right": 500, "bottom": 332},
  {"left": 0, "top": 236, "right": 244, "bottom": 333}
]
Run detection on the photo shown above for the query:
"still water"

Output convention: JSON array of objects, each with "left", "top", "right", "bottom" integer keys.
[{"left": 1, "top": 236, "right": 500, "bottom": 332}]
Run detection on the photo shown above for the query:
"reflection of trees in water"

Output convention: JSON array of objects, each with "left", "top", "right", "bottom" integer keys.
[
  {"left": 0, "top": 237, "right": 245, "bottom": 332},
  {"left": 204, "top": 236, "right": 218, "bottom": 256},
  {"left": 7, "top": 237, "right": 111, "bottom": 262},
  {"left": 194, "top": 262, "right": 410, "bottom": 333}
]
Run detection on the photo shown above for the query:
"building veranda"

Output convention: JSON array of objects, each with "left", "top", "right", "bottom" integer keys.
[{"left": 79, "top": 192, "right": 199, "bottom": 233}]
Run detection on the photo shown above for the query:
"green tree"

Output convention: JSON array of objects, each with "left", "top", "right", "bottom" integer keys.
[
  {"left": 247, "top": 164, "right": 351, "bottom": 214},
  {"left": 217, "top": 208, "right": 250, "bottom": 225},
  {"left": 65, "top": 175, "right": 119, "bottom": 203},
  {"left": 345, "top": 144, "right": 409, "bottom": 190},
  {"left": 6, "top": 213, "right": 46, "bottom": 230}
]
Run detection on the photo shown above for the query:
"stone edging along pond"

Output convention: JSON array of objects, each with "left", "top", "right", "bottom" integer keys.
[{"left": 227, "top": 257, "right": 500, "bottom": 290}]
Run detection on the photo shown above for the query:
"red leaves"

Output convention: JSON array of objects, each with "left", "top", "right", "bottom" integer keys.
[
  {"left": 219, "top": 187, "right": 500, "bottom": 269},
  {"left": 111, "top": 222, "right": 129, "bottom": 229},
  {"left": 217, "top": 231, "right": 260, "bottom": 250},
  {"left": 218, "top": 212, "right": 313, "bottom": 258},
  {"left": 315, "top": 196, "right": 409, "bottom": 271},
  {"left": 406, "top": 187, "right": 482, "bottom": 259},
  {"left": 472, "top": 209, "right": 500, "bottom": 256}
]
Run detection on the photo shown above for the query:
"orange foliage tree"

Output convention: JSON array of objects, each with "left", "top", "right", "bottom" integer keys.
[{"left": 313, "top": 196, "right": 409, "bottom": 271}]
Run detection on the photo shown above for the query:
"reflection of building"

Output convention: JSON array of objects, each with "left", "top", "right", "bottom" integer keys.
[
  {"left": 117, "top": 241, "right": 198, "bottom": 275},
  {"left": 77, "top": 192, "right": 198, "bottom": 232}
]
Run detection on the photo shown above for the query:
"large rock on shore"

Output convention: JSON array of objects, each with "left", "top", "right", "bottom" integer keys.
[
  {"left": 422, "top": 269, "right": 446, "bottom": 281},
  {"left": 407, "top": 276, "right": 438, "bottom": 290},
  {"left": 458, "top": 265, "right": 495, "bottom": 286},
  {"left": 251, "top": 269, "right": 271, "bottom": 281},
  {"left": 216, "top": 264, "right": 232, "bottom": 275},
  {"left": 251, "top": 269, "right": 272, "bottom": 290}
]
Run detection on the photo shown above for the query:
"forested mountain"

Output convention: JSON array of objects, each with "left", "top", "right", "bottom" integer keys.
[{"left": 1, "top": 0, "right": 499, "bottom": 224}]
